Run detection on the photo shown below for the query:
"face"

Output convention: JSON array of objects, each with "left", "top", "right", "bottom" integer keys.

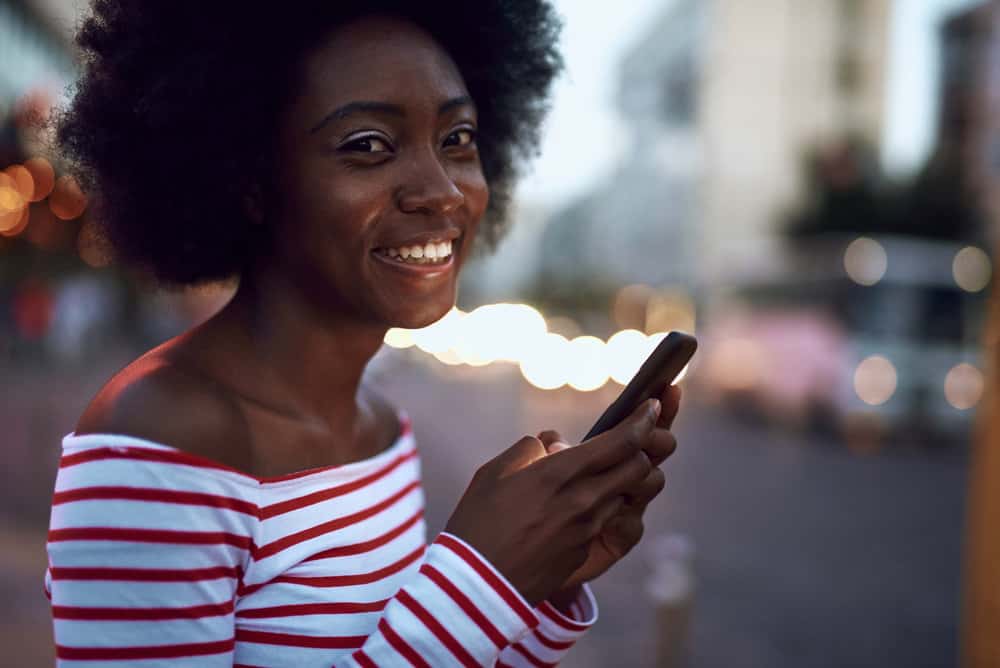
[{"left": 259, "top": 14, "right": 488, "bottom": 329}]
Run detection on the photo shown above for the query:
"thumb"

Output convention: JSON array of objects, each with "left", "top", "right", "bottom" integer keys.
[{"left": 492, "top": 435, "right": 548, "bottom": 477}]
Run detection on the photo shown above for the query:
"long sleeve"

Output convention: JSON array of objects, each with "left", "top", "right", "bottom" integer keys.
[
  {"left": 46, "top": 445, "right": 257, "bottom": 666},
  {"left": 498, "top": 585, "right": 598, "bottom": 667},
  {"left": 46, "top": 438, "right": 596, "bottom": 666}
]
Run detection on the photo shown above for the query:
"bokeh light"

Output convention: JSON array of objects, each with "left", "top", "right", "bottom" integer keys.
[
  {"left": 77, "top": 219, "right": 112, "bottom": 267},
  {"left": 4, "top": 164, "right": 35, "bottom": 202},
  {"left": 49, "top": 175, "right": 87, "bottom": 220},
  {"left": 0, "top": 203, "right": 30, "bottom": 237},
  {"left": 23, "top": 157, "right": 55, "bottom": 201},
  {"left": 952, "top": 246, "right": 991, "bottom": 293},
  {"left": 384, "top": 328, "right": 415, "bottom": 349},
  {"left": 844, "top": 237, "right": 887, "bottom": 286},
  {"left": 519, "top": 332, "right": 572, "bottom": 390},
  {"left": 645, "top": 289, "right": 695, "bottom": 335},
  {"left": 706, "top": 338, "right": 764, "bottom": 391},
  {"left": 613, "top": 283, "right": 654, "bottom": 330},
  {"left": 853, "top": 355, "right": 897, "bottom": 406},
  {"left": 566, "top": 335, "right": 609, "bottom": 391},
  {"left": 545, "top": 315, "right": 582, "bottom": 339},
  {"left": 412, "top": 307, "right": 465, "bottom": 354},
  {"left": 0, "top": 172, "right": 27, "bottom": 233},
  {"left": 606, "top": 329, "right": 649, "bottom": 385},
  {"left": 944, "top": 363, "right": 984, "bottom": 410}
]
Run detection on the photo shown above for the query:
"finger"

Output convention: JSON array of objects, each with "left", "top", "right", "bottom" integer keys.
[
  {"left": 538, "top": 430, "right": 572, "bottom": 454},
  {"left": 556, "top": 398, "right": 659, "bottom": 476},
  {"left": 603, "top": 513, "right": 644, "bottom": 549},
  {"left": 657, "top": 384, "right": 682, "bottom": 428},
  {"left": 537, "top": 430, "right": 565, "bottom": 447},
  {"left": 583, "top": 448, "right": 653, "bottom": 505},
  {"left": 643, "top": 428, "right": 677, "bottom": 467},
  {"left": 491, "top": 435, "right": 548, "bottom": 478},
  {"left": 590, "top": 494, "right": 626, "bottom": 532},
  {"left": 623, "top": 467, "right": 666, "bottom": 510}
]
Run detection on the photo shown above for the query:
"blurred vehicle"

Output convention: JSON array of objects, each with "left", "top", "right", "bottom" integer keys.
[{"left": 695, "top": 234, "right": 987, "bottom": 443}]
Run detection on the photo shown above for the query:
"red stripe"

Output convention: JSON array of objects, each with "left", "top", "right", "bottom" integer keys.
[
  {"left": 52, "top": 486, "right": 259, "bottom": 516},
  {"left": 49, "top": 565, "right": 240, "bottom": 582},
  {"left": 397, "top": 588, "right": 479, "bottom": 668},
  {"left": 419, "top": 563, "right": 507, "bottom": 649},
  {"left": 353, "top": 649, "right": 378, "bottom": 668},
  {"left": 254, "top": 481, "right": 419, "bottom": 559},
  {"left": 52, "top": 600, "right": 233, "bottom": 621},
  {"left": 48, "top": 526, "right": 252, "bottom": 549},
  {"left": 378, "top": 617, "right": 431, "bottom": 668},
  {"left": 260, "top": 450, "right": 418, "bottom": 518},
  {"left": 305, "top": 509, "right": 424, "bottom": 561},
  {"left": 534, "top": 630, "right": 574, "bottom": 651},
  {"left": 237, "top": 599, "right": 388, "bottom": 618},
  {"left": 56, "top": 638, "right": 234, "bottom": 661},
  {"left": 236, "top": 629, "right": 366, "bottom": 649},
  {"left": 251, "top": 546, "right": 424, "bottom": 592},
  {"left": 497, "top": 663, "right": 515, "bottom": 668},
  {"left": 538, "top": 600, "right": 590, "bottom": 632},
  {"left": 60, "top": 446, "right": 255, "bottom": 478},
  {"left": 435, "top": 534, "right": 537, "bottom": 628},
  {"left": 511, "top": 642, "right": 556, "bottom": 667}
]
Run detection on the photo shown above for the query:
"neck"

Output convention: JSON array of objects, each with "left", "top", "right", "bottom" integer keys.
[{"left": 213, "top": 269, "right": 388, "bottom": 435}]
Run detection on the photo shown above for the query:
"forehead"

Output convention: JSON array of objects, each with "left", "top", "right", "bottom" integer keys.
[{"left": 295, "top": 14, "right": 470, "bottom": 113}]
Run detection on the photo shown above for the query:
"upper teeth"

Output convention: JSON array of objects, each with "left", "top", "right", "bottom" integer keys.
[{"left": 387, "top": 241, "right": 453, "bottom": 260}]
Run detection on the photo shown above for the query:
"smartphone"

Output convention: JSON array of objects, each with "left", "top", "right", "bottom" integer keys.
[{"left": 581, "top": 331, "right": 697, "bottom": 441}]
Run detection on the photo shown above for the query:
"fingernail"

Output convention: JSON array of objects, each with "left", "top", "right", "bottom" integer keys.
[{"left": 649, "top": 399, "right": 661, "bottom": 418}]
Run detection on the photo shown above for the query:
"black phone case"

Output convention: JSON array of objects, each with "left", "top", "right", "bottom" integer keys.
[{"left": 581, "top": 331, "right": 697, "bottom": 441}]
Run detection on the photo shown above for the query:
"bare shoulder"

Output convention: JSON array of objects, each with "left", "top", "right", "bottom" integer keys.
[{"left": 74, "top": 351, "right": 252, "bottom": 469}]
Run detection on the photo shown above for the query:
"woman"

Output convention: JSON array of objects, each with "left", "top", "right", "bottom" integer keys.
[{"left": 46, "top": 1, "right": 682, "bottom": 665}]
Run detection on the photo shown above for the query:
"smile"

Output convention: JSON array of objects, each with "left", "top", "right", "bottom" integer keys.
[{"left": 374, "top": 239, "right": 453, "bottom": 266}]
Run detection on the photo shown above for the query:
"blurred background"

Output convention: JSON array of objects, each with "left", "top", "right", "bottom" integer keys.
[{"left": 1, "top": 0, "right": 996, "bottom": 666}]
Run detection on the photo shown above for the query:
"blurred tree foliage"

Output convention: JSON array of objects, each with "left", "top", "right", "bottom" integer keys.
[{"left": 783, "top": 134, "right": 987, "bottom": 245}]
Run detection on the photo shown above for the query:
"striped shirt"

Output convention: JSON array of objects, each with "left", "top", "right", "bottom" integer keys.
[{"left": 45, "top": 413, "right": 598, "bottom": 666}]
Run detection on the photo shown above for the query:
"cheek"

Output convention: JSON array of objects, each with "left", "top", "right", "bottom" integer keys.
[
  {"left": 284, "top": 172, "right": 384, "bottom": 251},
  {"left": 459, "top": 170, "right": 489, "bottom": 235}
]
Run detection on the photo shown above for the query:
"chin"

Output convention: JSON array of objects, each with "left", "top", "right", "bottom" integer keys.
[{"left": 385, "top": 295, "right": 456, "bottom": 330}]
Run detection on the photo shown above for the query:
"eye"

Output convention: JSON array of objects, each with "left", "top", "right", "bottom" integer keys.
[
  {"left": 338, "top": 133, "right": 393, "bottom": 154},
  {"left": 443, "top": 127, "right": 477, "bottom": 149}
]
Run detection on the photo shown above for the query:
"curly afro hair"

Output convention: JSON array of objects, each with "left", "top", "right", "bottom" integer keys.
[{"left": 53, "top": 1, "right": 563, "bottom": 287}]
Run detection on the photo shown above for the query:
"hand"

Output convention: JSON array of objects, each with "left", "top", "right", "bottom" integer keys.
[
  {"left": 444, "top": 397, "right": 662, "bottom": 606},
  {"left": 540, "top": 384, "right": 682, "bottom": 590}
]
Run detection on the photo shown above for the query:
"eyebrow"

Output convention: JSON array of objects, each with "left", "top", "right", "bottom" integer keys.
[{"left": 308, "top": 96, "right": 475, "bottom": 135}]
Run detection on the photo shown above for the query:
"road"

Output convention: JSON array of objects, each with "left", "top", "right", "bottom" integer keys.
[{"left": 1, "top": 346, "right": 968, "bottom": 667}]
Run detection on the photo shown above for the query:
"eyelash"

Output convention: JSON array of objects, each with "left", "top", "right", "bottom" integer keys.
[{"left": 337, "top": 127, "right": 477, "bottom": 155}]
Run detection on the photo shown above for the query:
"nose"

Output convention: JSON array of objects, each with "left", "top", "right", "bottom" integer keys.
[{"left": 396, "top": 150, "right": 465, "bottom": 215}]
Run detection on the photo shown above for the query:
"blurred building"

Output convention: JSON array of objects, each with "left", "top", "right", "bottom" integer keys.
[
  {"left": 537, "top": 0, "right": 704, "bottom": 294},
  {"left": 536, "top": 0, "right": 893, "bottom": 293},
  {"left": 936, "top": 1, "right": 1000, "bottom": 244},
  {"left": 698, "top": 0, "right": 892, "bottom": 284}
]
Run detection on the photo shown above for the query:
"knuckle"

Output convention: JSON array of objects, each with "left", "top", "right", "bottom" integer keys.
[
  {"left": 651, "top": 467, "right": 666, "bottom": 491},
  {"left": 631, "top": 452, "right": 652, "bottom": 480}
]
